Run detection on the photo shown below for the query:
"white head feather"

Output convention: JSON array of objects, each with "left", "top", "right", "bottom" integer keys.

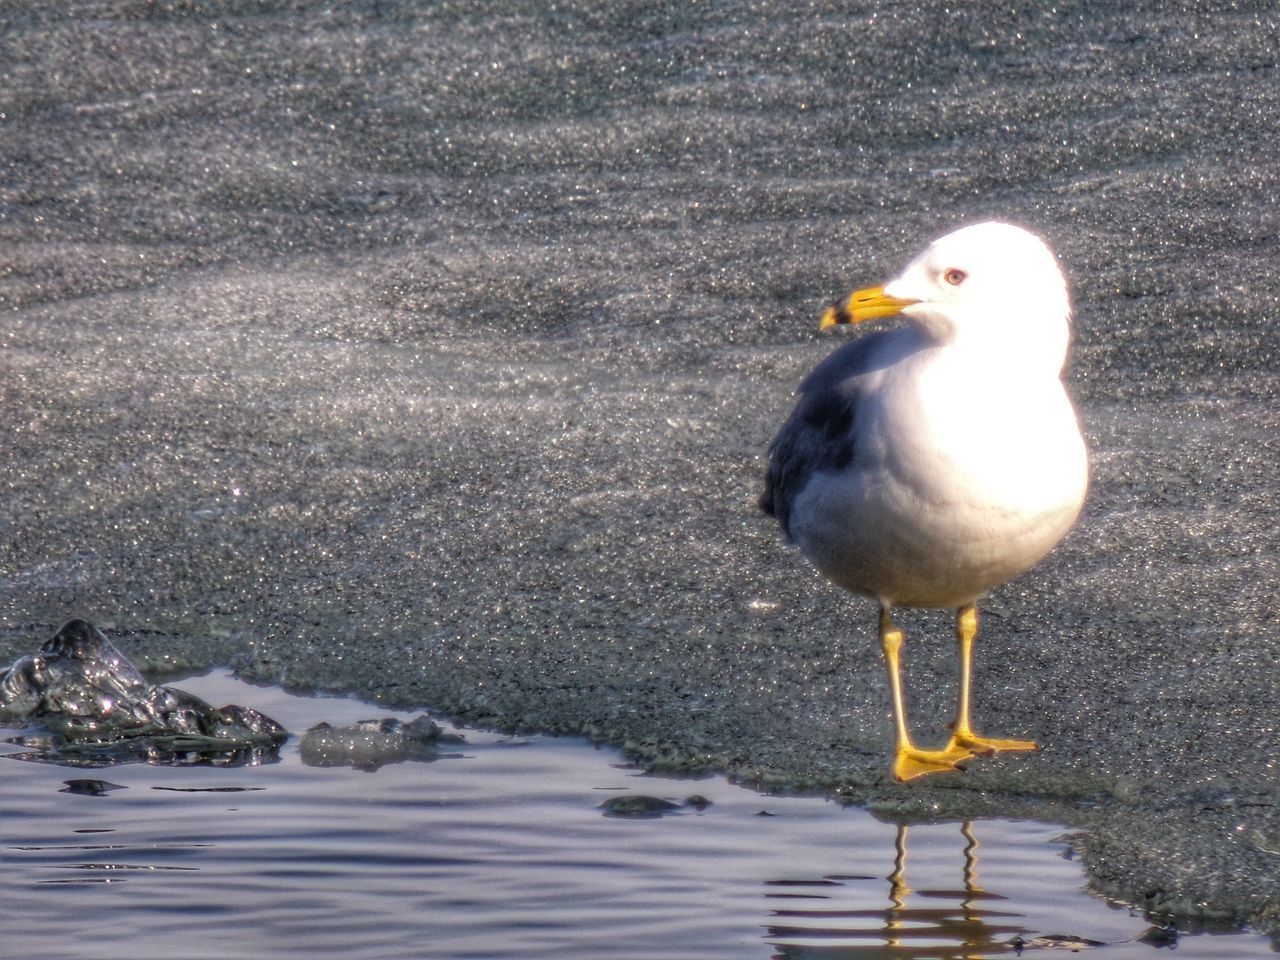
[{"left": 884, "top": 221, "right": 1072, "bottom": 374}]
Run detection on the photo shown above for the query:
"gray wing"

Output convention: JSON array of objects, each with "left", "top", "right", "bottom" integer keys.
[{"left": 760, "top": 332, "right": 897, "bottom": 543}]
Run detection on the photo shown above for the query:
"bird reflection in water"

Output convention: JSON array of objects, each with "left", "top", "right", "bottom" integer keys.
[{"left": 764, "top": 821, "right": 1026, "bottom": 959}]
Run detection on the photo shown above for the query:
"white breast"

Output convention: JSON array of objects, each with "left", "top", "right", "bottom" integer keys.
[{"left": 790, "top": 344, "right": 1088, "bottom": 608}]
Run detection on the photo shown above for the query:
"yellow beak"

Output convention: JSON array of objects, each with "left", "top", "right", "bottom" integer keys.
[{"left": 819, "top": 286, "right": 920, "bottom": 330}]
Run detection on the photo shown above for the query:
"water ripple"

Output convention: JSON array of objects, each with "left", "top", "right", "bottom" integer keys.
[{"left": 1, "top": 671, "right": 1270, "bottom": 960}]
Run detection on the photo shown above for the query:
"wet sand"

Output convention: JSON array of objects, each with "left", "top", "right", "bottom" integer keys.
[{"left": 2, "top": 1, "right": 1278, "bottom": 937}]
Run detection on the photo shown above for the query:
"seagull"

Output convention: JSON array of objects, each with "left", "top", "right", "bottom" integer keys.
[{"left": 761, "top": 221, "right": 1088, "bottom": 782}]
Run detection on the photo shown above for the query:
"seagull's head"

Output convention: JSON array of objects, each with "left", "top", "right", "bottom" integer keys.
[{"left": 821, "top": 221, "right": 1073, "bottom": 371}]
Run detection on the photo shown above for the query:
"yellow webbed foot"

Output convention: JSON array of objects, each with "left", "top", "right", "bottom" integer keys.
[
  {"left": 892, "top": 743, "right": 975, "bottom": 783},
  {"left": 947, "top": 732, "right": 1038, "bottom": 757}
]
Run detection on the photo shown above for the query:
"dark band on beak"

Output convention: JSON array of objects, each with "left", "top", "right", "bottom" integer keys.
[{"left": 820, "top": 301, "right": 854, "bottom": 329}]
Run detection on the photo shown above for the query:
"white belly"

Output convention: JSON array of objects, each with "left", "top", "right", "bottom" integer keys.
[{"left": 790, "top": 356, "right": 1088, "bottom": 608}]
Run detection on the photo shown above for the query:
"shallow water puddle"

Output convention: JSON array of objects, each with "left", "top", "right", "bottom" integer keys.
[{"left": 1, "top": 671, "right": 1271, "bottom": 960}]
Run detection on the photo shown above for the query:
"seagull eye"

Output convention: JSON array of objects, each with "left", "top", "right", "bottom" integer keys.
[{"left": 943, "top": 268, "right": 968, "bottom": 286}]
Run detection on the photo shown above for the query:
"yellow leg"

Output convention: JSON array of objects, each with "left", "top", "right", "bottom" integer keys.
[
  {"left": 945, "top": 604, "right": 1037, "bottom": 756},
  {"left": 880, "top": 608, "right": 972, "bottom": 782}
]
